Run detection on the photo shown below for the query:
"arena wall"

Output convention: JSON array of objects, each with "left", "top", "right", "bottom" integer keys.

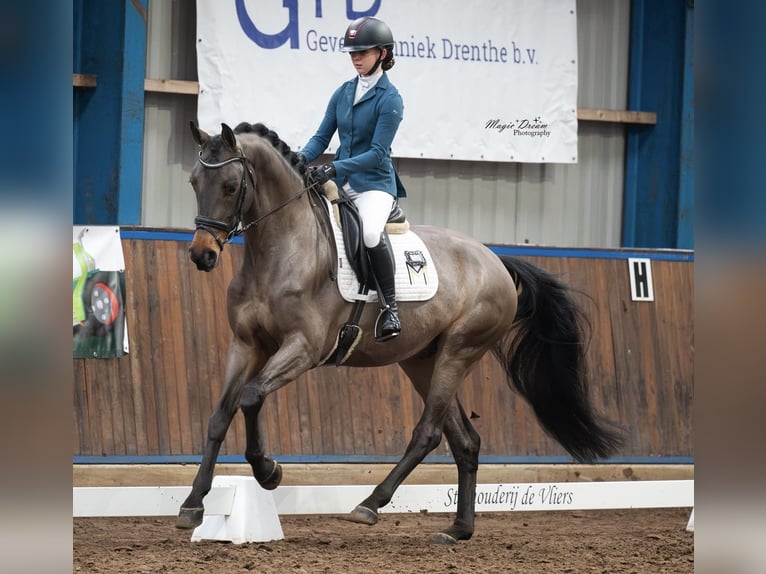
[{"left": 73, "top": 233, "right": 693, "bottom": 463}]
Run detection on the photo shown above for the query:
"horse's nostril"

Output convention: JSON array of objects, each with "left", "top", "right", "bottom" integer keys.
[{"left": 189, "top": 248, "right": 218, "bottom": 271}]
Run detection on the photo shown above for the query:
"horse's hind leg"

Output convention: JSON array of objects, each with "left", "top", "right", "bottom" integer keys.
[
  {"left": 432, "top": 400, "right": 481, "bottom": 543},
  {"left": 401, "top": 358, "right": 481, "bottom": 543},
  {"left": 348, "top": 356, "right": 481, "bottom": 543}
]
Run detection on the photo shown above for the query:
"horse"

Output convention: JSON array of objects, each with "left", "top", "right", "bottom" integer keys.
[{"left": 176, "top": 121, "right": 623, "bottom": 544}]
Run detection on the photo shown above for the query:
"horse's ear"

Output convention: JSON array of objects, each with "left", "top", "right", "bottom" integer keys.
[
  {"left": 189, "top": 121, "right": 209, "bottom": 147},
  {"left": 221, "top": 123, "right": 238, "bottom": 151}
]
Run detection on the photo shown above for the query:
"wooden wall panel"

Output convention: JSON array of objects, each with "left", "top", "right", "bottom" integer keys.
[{"left": 73, "top": 238, "right": 693, "bottom": 461}]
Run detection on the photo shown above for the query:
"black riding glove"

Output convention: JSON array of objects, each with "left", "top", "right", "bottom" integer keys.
[{"left": 309, "top": 163, "right": 336, "bottom": 186}]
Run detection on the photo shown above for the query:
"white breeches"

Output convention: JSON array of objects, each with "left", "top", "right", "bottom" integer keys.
[{"left": 343, "top": 186, "right": 395, "bottom": 248}]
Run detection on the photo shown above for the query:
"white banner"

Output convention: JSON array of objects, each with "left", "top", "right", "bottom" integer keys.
[
  {"left": 196, "top": 0, "right": 578, "bottom": 163},
  {"left": 73, "top": 480, "right": 695, "bottom": 517}
]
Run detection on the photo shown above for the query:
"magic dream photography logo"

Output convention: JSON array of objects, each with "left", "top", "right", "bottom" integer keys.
[{"left": 486, "top": 116, "right": 552, "bottom": 138}]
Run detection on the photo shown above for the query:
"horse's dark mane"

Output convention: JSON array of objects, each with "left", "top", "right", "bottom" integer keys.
[{"left": 233, "top": 122, "right": 308, "bottom": 180}]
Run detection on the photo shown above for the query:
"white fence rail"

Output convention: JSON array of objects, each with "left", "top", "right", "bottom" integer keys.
[{"left": 73, "top": 478, "right": 694, "bottom": 543}]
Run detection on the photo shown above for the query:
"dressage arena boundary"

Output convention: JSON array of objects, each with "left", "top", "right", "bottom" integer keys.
[{"left": 73, "top": 477, "right": 694, "bottom": 543}]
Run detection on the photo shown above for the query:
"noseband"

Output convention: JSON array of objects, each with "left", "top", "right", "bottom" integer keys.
[
  {"left": 195, "top": 149, "right": 312, "bottom": 252},
  {"left": 195, "top": 151, "right": 254, "bottom": 251}
]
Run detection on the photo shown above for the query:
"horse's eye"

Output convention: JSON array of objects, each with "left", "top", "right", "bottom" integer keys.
[{"left": 224, "top": 183, "right": 238, "bottom": 196}]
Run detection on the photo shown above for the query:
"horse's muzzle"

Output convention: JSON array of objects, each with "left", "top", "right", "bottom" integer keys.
[
  {"left": 189, "top": 228, "right": 225, "bottom": 271},
  {"left": 189, "top": 244, "right": 219, "bottom": 272}
]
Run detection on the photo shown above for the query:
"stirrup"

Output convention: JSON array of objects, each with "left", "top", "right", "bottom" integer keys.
[{"left": 374, "top": 307, "right": 400, "bottom": 342}]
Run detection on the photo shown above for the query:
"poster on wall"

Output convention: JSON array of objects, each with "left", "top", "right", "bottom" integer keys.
[
  {"left": 73, "top": 226, "right": 129, "bottom": 358},
  {"left": 196, "top": 0, "right": 578, "bottom": 164}
]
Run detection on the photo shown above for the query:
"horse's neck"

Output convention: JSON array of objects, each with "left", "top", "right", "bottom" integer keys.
[
  {"left": 241, "top": 145, "right": 333, "bottom": 276},
  {"left": 241, "top": 196, "right": 334, "bottom": 290},
  {"left": 245, "top": 193, "right": 320, "bottom": 249},
  {"left": 247, "top": 141, "right": 307, "bottom": 228}
]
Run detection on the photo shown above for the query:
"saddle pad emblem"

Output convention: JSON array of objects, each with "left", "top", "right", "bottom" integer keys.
[{"left": 405, "top": 250, "right": 429, "bottom": 285}]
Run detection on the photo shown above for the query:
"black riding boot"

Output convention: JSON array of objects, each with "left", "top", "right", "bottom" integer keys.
[{"left": 367, "top": 234, "right": 401, "bottom": 342}]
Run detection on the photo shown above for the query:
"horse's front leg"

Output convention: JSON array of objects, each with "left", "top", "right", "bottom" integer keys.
[
  {"left": 176, "top": 342, "right": 261, "bottom": 529},
  {"left": 239, "top": 335, "right": 317, "bottom": 490},
  {"left": 240, "top": 397, "right": 282, "bottom": 490}
]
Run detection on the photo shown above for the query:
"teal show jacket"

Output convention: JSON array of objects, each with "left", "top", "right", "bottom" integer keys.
[{"left": 301, "top": 72, "right": 406, "bottom": 198}]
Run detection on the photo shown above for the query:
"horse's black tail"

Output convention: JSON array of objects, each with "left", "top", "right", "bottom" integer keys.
[{"left": 492, "top": 255, "right": 624, "bottom": 462}]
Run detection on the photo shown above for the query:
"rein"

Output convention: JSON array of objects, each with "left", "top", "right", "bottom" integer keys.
[{"left": 194, "top": 150, "right": 312, "bottom": 251}]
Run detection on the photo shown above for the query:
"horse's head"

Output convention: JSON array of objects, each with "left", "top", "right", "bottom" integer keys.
[
  {"left": 188, "top": 122, "right": 255, "bottom": 271},
  {"left": 188, "top": 121, "right": 312, "bottom": 272}
]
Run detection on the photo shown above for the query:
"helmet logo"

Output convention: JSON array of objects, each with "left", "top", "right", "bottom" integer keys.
[{"left": 348, "top": 29, "right": 357, "bottom": 39}]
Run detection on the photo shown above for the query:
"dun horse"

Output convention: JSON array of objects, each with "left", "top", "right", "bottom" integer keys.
[{"left": 177, "top": 121, "right": 623, "bottom": 543}]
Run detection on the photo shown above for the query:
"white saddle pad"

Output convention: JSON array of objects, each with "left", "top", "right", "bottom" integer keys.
[{"left": 323, "top": 197, "right": 439, "bottom": 303}]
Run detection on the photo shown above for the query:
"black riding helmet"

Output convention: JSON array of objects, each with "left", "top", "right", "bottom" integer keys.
[
  {"left": 340, "top": 17, "right": 394, "bottom": 52},
  {"left": 341, "top": 17, "right": 395, "bottom": 74}
]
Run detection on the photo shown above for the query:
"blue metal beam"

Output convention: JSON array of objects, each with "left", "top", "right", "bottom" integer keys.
[
  {"left": 118, "top": 0, "right": 148, "bottom": 224},
  {"left": 74, "top": 0, "right": 146, "bottom": 225},
  {"left": 676, "top": 4, "right": 694, "bottom": 249},
  {"left": 623, "top": 0, "right": 688, "bottom": 248}
]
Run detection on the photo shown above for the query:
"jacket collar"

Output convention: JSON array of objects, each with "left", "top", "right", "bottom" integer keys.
[{"left": 348, "top": 72, "right": 391, "bottom": 106}]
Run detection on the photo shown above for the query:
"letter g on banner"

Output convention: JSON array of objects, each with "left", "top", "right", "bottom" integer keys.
[{"left": 236, "top": 0, "right": 299, "bottom": 49}]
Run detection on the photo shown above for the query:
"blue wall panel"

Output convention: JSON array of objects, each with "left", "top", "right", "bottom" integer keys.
[
  {"left": 623, "top": 0, "right": 690, "bottom": 248},
  {"left": 74, "top": 0, "right": 146, "bottom": 225}
]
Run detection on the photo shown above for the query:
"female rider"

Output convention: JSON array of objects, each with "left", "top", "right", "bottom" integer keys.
[{"left": 301, "top": 17, "right": 406, "bottom": 342}]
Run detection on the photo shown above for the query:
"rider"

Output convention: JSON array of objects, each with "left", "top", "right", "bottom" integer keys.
[{"left": 301, "top": 17, "right": 406, "bottom": 342}]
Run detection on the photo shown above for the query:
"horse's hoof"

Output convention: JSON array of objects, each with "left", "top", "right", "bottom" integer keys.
[
  {"left": 175, "top": 507, "right": 204, "bottom": 530},
  {"left": 346, "top": 505, "right": 379, "bottom": 525},
  {"left": 258, "top": 461, "right": 282, "bottom": 491},
  {"left": 431, "top": 531, "right": 459, "bottom": 545}
]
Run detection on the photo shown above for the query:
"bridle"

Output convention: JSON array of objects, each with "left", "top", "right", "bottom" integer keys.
[{"left": 194, "top": 149, "right": 311, "bottom": 251}]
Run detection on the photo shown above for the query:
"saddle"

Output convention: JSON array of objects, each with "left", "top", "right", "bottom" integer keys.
[
  {"left": 321, "top": 181, "right": 408, "bottom": 289},
  {"left": 319, "top": 181, "right": 409, "bottom": 366}
]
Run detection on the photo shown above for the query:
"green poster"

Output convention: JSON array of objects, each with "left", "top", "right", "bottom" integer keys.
[{"left": 73, "top": 227, "right": 128, "bottom": 358}]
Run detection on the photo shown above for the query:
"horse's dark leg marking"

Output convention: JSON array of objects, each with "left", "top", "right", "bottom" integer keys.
[
  {"left": 241, "top": 396, "right": 283, "bottom": 490},
  {"left": 175, "top": 396, "right": 239, "bottom": 529},
  {"left": 176, "top": 344, "right": 258, "bottom": 530},
  {"left": 432, "top": 401, "right": 480, "bottom": 544},
  {"left": 391, "top": 358, "right": 481, "bottom": 543},
  {"left": 348, "top": 352, "right": 479, "bottom": 543},
  {"left": 348, "top": 407, "right": 446, "bottom": 524},
  {"left": 238, "top": 335, "right": 316, "bottom": 490}
]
